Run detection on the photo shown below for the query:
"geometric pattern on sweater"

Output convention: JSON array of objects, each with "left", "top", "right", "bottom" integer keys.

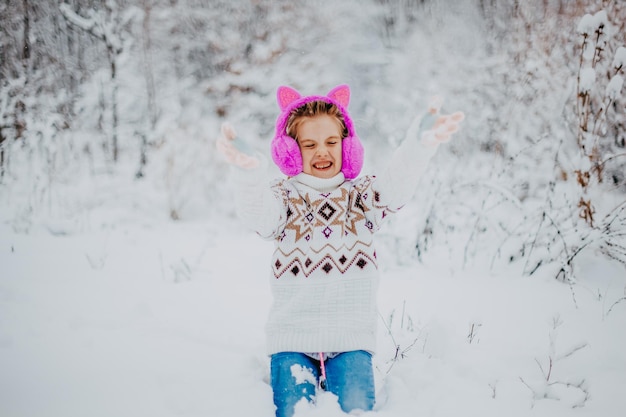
[
  {"left": 270, "top": 175, "right": 396, "bottom": 280},
  {"left": 272, "top": 243, "right": 377, "bottom": 279}
]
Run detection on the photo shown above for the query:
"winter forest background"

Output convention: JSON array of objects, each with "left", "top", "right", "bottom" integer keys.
[
  {"left": 1, "top": 0, "right": 626, "bottom": 416},
  {"left": 2, "top": 0, "right": 625, "bottom": 275}
]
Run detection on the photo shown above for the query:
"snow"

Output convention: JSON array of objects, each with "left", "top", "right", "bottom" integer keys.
[
  {"left": 613, "top": 46, "right": 626, "bottom": 69},
  {"left": 577, "top": 14, "right": 595, "bottom": 36},
  {"left": 291, "top": 365, "right": 318, "bottom": 386},
  {"left": 578, "top": 10, "right": 609, "bottom": 36},
  {"left": 579, "top": 67, "right": 596, "bottom": 92},
  {"left": 593, "top": 10, "right": 609, "bottom": 31},
  {"left": 606, "top": 75, "right": 624, "bottom": 100},
  {"left": 1, "top": 210, "right": 625, "bottom": 417},
  {"left": 1, "top": 2, "right": 626, "bottom": 417}
]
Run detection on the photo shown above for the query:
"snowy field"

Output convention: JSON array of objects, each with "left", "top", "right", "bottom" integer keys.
[
  {"left": 1, "top": 171, "right": 625, "bottom": 417},
  {"left": 1, "top": 1, "right": 625, "bottom": 416}
]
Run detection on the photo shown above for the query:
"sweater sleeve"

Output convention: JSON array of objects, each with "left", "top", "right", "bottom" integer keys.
[
  {"left": 374, "top": 117, "right": 440, "bottom": 210},
  {"left": 231, "top": 159, "right": 284, "bottom": 240}
]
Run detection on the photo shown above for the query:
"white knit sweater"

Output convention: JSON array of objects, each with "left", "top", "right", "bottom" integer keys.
[{"left": 233, "top": 133, "right": 439, "bottom": 355}]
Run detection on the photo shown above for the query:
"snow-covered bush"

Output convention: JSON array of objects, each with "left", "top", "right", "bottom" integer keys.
[
  {"left": 382, "top": 1, "right": 626, "bottom": 281},
  {"left": 523, "top": 7, "right": 626, "bottom": 281},
  {"left": 574, "top": 10, "right": 625, "bottom": 208}
]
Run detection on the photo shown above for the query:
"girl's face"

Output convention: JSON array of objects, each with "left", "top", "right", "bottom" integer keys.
[{"left": 296, "top": 114, "right": 343, "bottom": 179}]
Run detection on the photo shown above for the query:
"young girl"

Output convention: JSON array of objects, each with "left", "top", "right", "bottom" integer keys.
[{"left": 217, "top": 85, "right": 463, "bottom": 417}]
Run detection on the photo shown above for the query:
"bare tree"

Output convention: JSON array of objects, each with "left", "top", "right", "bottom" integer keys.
[
  {"left": 60, "top": 1, "right": 125, "bottom": 162},
  {"left": 136, "top": 0, "right": 156, "bottom": 178}
]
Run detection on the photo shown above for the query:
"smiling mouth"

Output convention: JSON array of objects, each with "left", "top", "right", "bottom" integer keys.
[{"left": 313, "top": 162, "right": 333, "bottom": 170}]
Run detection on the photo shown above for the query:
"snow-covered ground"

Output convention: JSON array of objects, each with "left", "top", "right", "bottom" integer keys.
[{"left": 1, "top": 171, "right": 625, "bottom": 417}]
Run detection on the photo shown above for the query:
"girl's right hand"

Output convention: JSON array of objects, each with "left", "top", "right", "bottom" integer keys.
[{"left": 216, "top": 122, "right": 260, "bottom": 169}]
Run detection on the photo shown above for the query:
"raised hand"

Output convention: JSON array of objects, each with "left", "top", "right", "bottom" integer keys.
[
  {"left": 216, "top": 122, "right": 260, "bottom": 169},
  {"left": 419, "top": 96, "right": 465, "bottom": 146}
]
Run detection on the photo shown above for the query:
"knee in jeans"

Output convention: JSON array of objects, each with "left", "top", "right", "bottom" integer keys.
[{"left": 339, "top": 391, "right": 375, "bottom": 414}]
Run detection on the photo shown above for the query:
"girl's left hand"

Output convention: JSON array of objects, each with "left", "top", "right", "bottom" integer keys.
[{"left": 420, "top": 96, "right": 465, "bottom": 146}]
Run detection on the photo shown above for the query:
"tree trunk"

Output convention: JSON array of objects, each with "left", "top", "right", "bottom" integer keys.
[
  {"left": 22, "top": 0, "right": 30, "bottom": 62},
  {"left": 109, "top": 47, "right": 119, "bottom": 162},
  {"left": 0, "top": 129, "right": 5, "bottom": 181},
  {"left": 137, "top": 0, "right": 156, "bottom": 177}
]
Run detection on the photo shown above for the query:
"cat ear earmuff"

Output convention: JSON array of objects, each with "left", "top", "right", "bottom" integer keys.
[{"left": 271, "top": 84, "right": 364, "bottom": 179}]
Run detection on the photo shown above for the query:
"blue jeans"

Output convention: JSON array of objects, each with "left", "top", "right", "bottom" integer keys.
[{"left": 270, "top": 350, "right": 375, "bottom": 417}]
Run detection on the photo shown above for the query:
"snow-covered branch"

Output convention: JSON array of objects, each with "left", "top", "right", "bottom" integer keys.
[{"left": 59, "top": 3, "right": 122, "bottom": 54}]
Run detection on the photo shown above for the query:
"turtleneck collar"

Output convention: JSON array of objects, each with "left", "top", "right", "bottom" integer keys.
[{"left": 293, "top": 172, "right": 346, "bottom": 193}]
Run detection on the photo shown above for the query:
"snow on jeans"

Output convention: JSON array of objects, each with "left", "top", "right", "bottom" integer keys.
[{"left": 270, "top": 350, "right": 375, "bottom": 417}]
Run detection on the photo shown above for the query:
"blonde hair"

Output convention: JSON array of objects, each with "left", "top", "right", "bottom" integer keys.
[{"left": 286, "top": 101, "right": 348, "bottom": 141}]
